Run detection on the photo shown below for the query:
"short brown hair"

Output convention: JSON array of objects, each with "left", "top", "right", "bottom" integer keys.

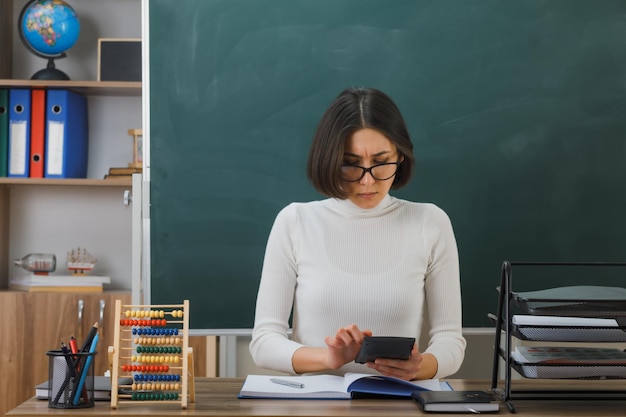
[{"left": 306, "top": 87, "right": 415, "bottom": 198}]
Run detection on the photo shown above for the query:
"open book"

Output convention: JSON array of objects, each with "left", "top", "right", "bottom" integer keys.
[{"left": 238, "top": 373, "right": 451, "bottom": 399}]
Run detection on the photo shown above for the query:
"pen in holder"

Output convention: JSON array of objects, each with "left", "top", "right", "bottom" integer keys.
[{"left": 46, "top": 349, "right": 96, "bottom": 409}]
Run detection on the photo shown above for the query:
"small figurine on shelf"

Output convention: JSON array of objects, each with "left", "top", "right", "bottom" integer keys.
[
  {"left": 14, "top": 253, "right": 57, "bottom": 275},
  {"left": 66, "top": 247, "right": 97, "bottom": 275}
]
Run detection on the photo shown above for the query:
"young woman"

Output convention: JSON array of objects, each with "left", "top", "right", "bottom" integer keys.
[{"left": 250, "top": 87, "right": 465, "bottom": 381}]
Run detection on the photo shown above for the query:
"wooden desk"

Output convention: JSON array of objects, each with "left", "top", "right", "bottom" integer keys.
[{"left": 7, "top": 378, "right": 626, "bottom": 417}]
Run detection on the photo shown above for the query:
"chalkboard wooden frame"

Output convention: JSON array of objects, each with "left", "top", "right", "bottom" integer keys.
[{"left": 148, "top": 0, "right": 626, "bottom": 330}]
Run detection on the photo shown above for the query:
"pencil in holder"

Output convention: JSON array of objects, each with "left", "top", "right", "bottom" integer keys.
[{"left": 46, "top": 349, "right": 96, "bottom": 409}]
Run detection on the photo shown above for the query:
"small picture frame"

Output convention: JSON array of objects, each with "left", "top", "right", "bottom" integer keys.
[
  {"left": 97, "top": 38, "right": 142, "bottom": 82},
  {"left": 128, "top": 128, "right": 143, "bottom": 168}
]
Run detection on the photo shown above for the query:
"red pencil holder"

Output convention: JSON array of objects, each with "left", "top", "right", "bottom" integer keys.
[{"left": 46, "top": 349, "right": 96, "bottom": 409}]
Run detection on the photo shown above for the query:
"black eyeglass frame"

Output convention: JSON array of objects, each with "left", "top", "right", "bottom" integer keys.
[{"left": 339, "top": 161, "right": 402, "bottom": 182}]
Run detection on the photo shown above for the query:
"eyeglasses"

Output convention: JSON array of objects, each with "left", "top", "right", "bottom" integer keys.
[{"left": 339, "top": 162, "right": 401, "bottom": 182}]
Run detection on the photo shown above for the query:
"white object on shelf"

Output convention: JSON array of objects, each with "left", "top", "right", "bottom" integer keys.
[
  {"left": 512, "top": 315, "right": 620, "bottom": 327},
  {"left": 10, "top": 274, "right": 111, "bottom": 287}
]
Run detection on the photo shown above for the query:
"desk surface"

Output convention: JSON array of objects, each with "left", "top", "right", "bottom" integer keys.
[{"left": 7, "top": 378, "right": 626, "bottom": 417}]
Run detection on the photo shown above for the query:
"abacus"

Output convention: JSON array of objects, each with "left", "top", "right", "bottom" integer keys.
[{"left": 109, "top": 300, "right": 194, "bottom": 409}]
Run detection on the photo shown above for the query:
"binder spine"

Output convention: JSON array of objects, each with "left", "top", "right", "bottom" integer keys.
[
  {"left": 8, "top": 89, "right": 31, "bottom": 178},
  {"left": 44, "top": 90, "right": 89, "bottom": 179},
  {"left": 0, "top": 89, "right": 8, "bottom": 177},
  {"left": 30, "top": 89, "right": 46, "bottom": 178}
]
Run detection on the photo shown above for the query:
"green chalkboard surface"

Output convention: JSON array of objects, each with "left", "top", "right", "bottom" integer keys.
[{"left": 149, "top": 0, "right": 626, "bottom": 330}]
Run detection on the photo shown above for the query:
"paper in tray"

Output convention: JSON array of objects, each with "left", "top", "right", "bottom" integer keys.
[
  {"left": 512, "top": 361, "right": 626, "bottom": 379},
  {"left": 512, "top": 286, "right": 626, "bottom": 317},
  {"left": 511, "top": 346, "right": 626, "bottom": 379},
  {"left": 511, "top": 315, "right": 626, "bottom": 342}
]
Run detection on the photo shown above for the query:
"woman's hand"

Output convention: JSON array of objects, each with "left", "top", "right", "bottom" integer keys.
[
  {"left": 323, "top": 324, "right": 373, "bottom": 369},
  {"left": 365, "top": 345, "right": 438, "bottom": 381},
  {"left": 291, "top": 324, "right": 372, "bottom": 373}
]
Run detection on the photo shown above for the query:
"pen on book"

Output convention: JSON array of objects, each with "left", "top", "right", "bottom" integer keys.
[{"left": 270, "top": 378, "right": 305, "bottom": 389}]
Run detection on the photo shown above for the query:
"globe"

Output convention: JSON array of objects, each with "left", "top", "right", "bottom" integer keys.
[{"left": 19, "top": 0, "right": 81, "bottom": 80}]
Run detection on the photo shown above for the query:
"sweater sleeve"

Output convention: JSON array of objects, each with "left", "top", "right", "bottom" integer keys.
[
  {"left": 421, "top": 205, "right": 466, "bottom": 378},
  {"left": 249, "top": 204, "right": 303, "bottom": 374}
]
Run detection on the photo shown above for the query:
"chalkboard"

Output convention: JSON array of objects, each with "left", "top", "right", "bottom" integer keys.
[{"left": 149, "top": 0, "right": 626, "bottom": 330}]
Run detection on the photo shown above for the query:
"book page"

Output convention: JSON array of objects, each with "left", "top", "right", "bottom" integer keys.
[{"left": 240, "top": 375, "right": 348, "bottom": 398}]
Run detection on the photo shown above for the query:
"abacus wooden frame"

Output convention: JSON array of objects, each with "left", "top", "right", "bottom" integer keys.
[{"left": 109, "top": 300, "right": 194, "bottom": 409}]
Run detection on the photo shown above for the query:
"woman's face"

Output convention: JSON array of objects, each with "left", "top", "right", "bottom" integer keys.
[{"left": 341, "top": 128, "right": 401, "bottom": 209}]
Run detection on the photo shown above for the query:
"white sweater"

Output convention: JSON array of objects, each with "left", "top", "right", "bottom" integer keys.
[{"left": 250, "top": 194, "right": 466, "bottom": 378}]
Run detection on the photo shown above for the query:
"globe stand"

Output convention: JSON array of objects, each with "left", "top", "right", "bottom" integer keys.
[{"left": 31, "top": 56, "right": 70, "bottom": 81}]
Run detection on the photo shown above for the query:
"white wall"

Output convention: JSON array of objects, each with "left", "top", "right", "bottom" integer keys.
[{"left": 230, "top": 332, "right": 626, "bottom": 381}]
